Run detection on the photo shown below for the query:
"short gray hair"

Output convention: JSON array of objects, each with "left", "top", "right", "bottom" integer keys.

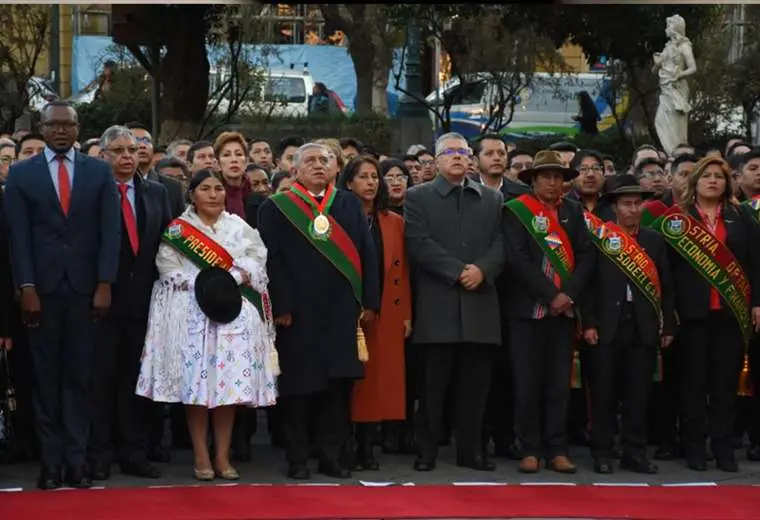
[
  {"left": 293, "top": 143, "right": 329, "bottom": 168},
  {"left": 166, "top": 139, "right": 193, "bottom": 157},
  {"left": 435, "top": 132, "right": 468, "bottom": 156},
  {"left": 99, "top": 125, "right": 136, "bottom": 152}
]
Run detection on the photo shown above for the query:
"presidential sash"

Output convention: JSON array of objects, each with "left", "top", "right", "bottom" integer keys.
[
  {"left": 506, "top": 194, "right": 576, "bottom": 283},
  {"left": 652, "top": 206, "right": 752, "bottom": 344},
  {"left": 270, "top": 184, "right": 363, "bottom": 303},
  {"left": 641, "top": 199, "right": 670, "bottom": 228},
  {"left": 584, "top": 211, "right": 662, "bottom": 316},
  {"left": 162, "top": 218, "right": 274, "bottom": 329}
]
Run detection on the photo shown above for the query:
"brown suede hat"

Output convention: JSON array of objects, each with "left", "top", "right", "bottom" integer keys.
[{"left": 518, "top": 150, "right": 579, "bottom": 185}]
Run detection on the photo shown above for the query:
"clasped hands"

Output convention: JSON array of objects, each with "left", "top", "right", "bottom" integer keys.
[{"left": 459, "top": 264, "right": 484, "bottom": 291}]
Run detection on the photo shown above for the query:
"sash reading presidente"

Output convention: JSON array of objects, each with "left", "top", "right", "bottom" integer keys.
[
  {"left": 652, "top": 206, "right": 752, "bottom": 344},
  {"left": 505, "top": 194, "right": 576, "bottom": 282},
  {"left": 162, "top": 218, "right": 275, "bottom": 331},
  {"left": 584, "top": 211, "right": 662, "bottom": 316}
]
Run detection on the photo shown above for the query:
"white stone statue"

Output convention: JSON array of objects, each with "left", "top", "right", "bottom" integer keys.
[{"left": 652, "top": 15, "right": 697, "bottom": 156}]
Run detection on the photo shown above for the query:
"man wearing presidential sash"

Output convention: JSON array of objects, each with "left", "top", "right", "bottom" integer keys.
[
  {"left": 580, "top": 175, "right": 676, "bottom": 475},
  {"left": 257, "top": 143, "right": 380, "bottom": 480},
  {"left": 502, "top": 150, "right": 595, "bottom": 474}
]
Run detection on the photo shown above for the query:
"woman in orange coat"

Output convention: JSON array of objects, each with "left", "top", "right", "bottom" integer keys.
[{"left": 337, "top": 155, "right": 412, "bottom": 471}]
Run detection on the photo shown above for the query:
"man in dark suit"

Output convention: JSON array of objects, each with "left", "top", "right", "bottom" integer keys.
[
  {"left": 125, "top": 123, "right": 185, "bottom": 219},
  {"left": 473, "top": 134, "right": 528, "bottom": 460},
  {"left": 581, "top": 175, "right": 676, "bottom": 475},
  {"left": 502, "top": 150, "right": 594, "bottom": 474},
  {"left": 405, "top": 132, "right": 505, "bottom": 472},
  {"left": 4, "top": 101, "right": 121, "bottom": 489},
  {"left": 87, "top": 126, "right": 172, "bottom": 481}
]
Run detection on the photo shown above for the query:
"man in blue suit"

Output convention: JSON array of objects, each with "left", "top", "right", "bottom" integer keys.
[{"left": 4, "top": 101, "right": 121, "bottom": 490}]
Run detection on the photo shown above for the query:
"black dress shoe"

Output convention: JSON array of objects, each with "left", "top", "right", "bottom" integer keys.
[
  {"left": 747, "top": 444, "right": 760, "bottom": 461},
  {"left": 413, "top": 456, "right": 436, "bottom": 472},
  {"left": 620, "top": 455, "right": 658, "bottom": 474},
  {"left": 64, "top": 466, "right": 92, "bottom": 489},
  {"left": 494, "top": 439, "right": 523, "bottom": 460},
  {"left": 287, "top": 462, "right": 311, "bottom": 480},
  {"left": 593, "top": 458, "right": 615, "bottom": 474},
  {"left": 89, "top": 460, "right": 111, "bottom": 481},
  {"left": 121, "top": 460, "right": 162, "bottom": 479},
  {"left": 654, "top": 444, "right": 676, "bottom": 460},
  {"left": 686, "top": 457, "right": 707, "bottom": 471},
  {"left": 457, "top": 454, "right": 496, "bottom": 471},
  {"left": 716, "top": 456, "right": 739, "bottom": 473},
  {"left": 37, "top": 466, "right": 62, "bottom": 490},
  {"left": 148, "top": 445, "right": 170, "bottom": 463},
  {"left": 318, "top": 459, "right": 351, "bottom": 479}
]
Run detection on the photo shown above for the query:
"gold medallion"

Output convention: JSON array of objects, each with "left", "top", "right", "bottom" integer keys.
[{"left": 313, "top": 213, "right": 331, "bottom": 236}]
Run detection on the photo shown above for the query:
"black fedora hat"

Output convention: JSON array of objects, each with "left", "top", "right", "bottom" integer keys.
[
  {"left": 599, "top": 174, "right": 655, "bottom": 204},
  {"left": 518, "top": 150, "right": 579, "bottom": 185},
  {"left": 194, "top": 266, "right": 243, "bottom": 324}
]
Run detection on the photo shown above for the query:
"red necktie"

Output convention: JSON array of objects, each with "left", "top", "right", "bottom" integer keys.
[
  {"left": 57, "top": 156, "right": 71, "bottom": 215},
  {"left": 118, "top": 183, "right": 139, "bottom": 254}
]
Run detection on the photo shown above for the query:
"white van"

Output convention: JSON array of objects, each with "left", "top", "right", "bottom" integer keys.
[
  {"left": 424, "top": 72, "right": 630, "bottom": 140},
  {"left": 209, "top": 66, "right": 316, "bottom": 117}
]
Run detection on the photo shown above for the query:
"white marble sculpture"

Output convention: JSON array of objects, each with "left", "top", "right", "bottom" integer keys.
[{"left": 652, "top": 15, "right": 697, "bottom": 156}]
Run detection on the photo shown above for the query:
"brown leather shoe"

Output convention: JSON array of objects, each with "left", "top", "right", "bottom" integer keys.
[
  {"left": 518, "top": 456, "right": 540, "bottom": 473},
  {"left": 547, "top": 455, "right": 577, "bottom": 474}
]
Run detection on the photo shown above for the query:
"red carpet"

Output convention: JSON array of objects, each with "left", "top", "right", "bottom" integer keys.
[{"left": 2, "top": 484, "right": 760, "bottom": 520}]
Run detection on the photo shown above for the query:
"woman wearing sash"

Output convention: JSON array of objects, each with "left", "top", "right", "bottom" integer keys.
[
  {"left": 136, "top": 169, "right": 278, "bottom": 481},
  {"left": 337, "top": 156, "right": 412, "bottom": 470},
  {"left": 662, "top": 157, "right": 760, "bottom": 472}
]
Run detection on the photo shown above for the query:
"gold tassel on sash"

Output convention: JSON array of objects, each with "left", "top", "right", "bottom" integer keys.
[
  {"left": 357, "top": 313, "right": 369, "bottom": 363},
  {"left": 653, "top": 348, "right": 663, "bottom": 383},
  {"left": 738, "top": 353, "right": 753, "bottom": 397},
  {"left": 570, "top": 349, "right": 582, "bottom": 389}
]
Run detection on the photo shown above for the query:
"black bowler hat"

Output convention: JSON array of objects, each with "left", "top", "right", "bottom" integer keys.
[
  {"left": 599, "top": 174, "right": 655, "bottom": 204},
  {"left": 194, "top": 267, "right": 243, "bottom": 324}
]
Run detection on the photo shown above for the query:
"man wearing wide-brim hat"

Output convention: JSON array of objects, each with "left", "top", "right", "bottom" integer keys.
[
  {"left": 502, "top": 149, "right": 595, "bottom": 474},
  {"left": 579, "top": 174, "right": 677, "bottom": 475}
]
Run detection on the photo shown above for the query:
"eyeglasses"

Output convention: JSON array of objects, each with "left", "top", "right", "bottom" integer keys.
[
  {"left": 579, "top": 165, "right": 603, "bottom": 174},
  {"left": 511, "top": 161, "right": 533, "bottom": 170},
  {"left": 42, "top": 121, "right": 77, "bottom": 131},
  {"left": 436, "top": 148, "right": 471, "bottom": 157},
  {"left": 0, "top": 156, "right": 13, "bottom": 165},
  {"left": 419, "top": 159, "right": 434, "bottom": 166},
  {"left": 106, "top": 146, "right": 139, "bottom": 156},
  {"left": 384, "top": 174, "right": 408, "bottom": 184},
  {"left": 134, "top": 136, "right": 152, "bottom": 145}
]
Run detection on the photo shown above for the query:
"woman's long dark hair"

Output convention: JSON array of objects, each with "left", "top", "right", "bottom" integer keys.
[{"left": 337, "top": 155, "right": 389, "bottom": 212}]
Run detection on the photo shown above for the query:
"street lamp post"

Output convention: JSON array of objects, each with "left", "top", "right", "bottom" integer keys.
[{"left": 396, "top": 23, "right": 433, "bottom": 150}]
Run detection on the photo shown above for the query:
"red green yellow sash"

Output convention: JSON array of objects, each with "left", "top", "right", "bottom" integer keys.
[
  {"left": 506, "top": 194, "right": 575, "bottom": 283},
  {"left": 584, "top": 211, "right": 662, "bottom": 315},
  {"left": 641, "top": 199, "right": 670, "bottom": 228},
  {"left": 269, "top": 184, "right": 363, "bottom": 303},
  {"left": 742, "top": 195, "right": 760, "bottom": 223},
  {"left": 162, "top": 218, "right": 274, "bottom": 328},
  {"left": 652, "top": 206, "right": 752, "bottom": 343}
]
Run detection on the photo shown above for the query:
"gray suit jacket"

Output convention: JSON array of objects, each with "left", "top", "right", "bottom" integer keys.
[{"left": 405, "top": 174, "right": 505, "bottom": 345}]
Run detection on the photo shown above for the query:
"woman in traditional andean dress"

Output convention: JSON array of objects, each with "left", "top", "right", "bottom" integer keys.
[{"left": 136, "top": 169, "right": 278, "bottom": 481}]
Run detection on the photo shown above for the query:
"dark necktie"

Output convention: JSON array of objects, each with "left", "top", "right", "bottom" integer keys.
[{"left": 314, "top": 196, "right": 324, "bottom": 204}]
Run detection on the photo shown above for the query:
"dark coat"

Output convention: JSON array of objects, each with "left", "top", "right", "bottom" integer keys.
[
  {"left": 0, "top": 190, "right": 16, "bottom": 337},
  {"left": 670, "top": 203, "right": 760, "bottom": 320},
  {"left": 581, "top": 226, "right": 677, "bottom": 347},
  {"left": 405, "top": 175, "right": 505, "bottom": 346},
  {"left": 147, "top": 169, "right": 185, "bottom": 219},
  {"left": 501, "top": 195, "right": 595, "bottom": 319},
  {"left": 4, "top": 152, "right": 121, "bottom": 295},
  {"left": 110, "top": 175, "right": 172, "bottom": 319},
  {"left": 257, "top": 188, "right": 380, "bottom": 396}
]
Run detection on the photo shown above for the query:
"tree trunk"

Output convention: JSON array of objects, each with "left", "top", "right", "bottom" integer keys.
[
  {"left": 350, "top": 39, "right": 375, "bottom": 115},
  {"left": 160, "top": 7, "right": 210, "bottom": 142}
]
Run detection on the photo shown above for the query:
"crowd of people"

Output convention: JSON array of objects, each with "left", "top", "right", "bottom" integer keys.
[{"left": 1, "top": 100, "right": 760, "bottom": 492}]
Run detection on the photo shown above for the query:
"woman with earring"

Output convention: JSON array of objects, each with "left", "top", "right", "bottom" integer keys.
[
  {"left": 136, "top": 169, "right": 279, "bottom": 481},
  {"left": 662, "top": 157, "right": 760, "bottom": 472},
  {"left": 337, "top": 156, "right": 412, "bottom": 470}
]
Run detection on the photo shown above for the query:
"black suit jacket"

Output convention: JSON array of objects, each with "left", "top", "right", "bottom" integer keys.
[
  {"left": 670, "top": 203, "right": 760, "bottom": 320},
  {"left": 581, "top": 226, "right": 676, "bottom": 347},
  {"left": 146, "top": 169, "right": 185, "bottom": 219},
  {"left": 244, "top": 192, "right": 267, "bottom": 229},
  {"left": 110, "top": 175, "right": 172, "bottom": 319},
  {"left": 502, "top": 196, "right": 595, "bottom": 319}
]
